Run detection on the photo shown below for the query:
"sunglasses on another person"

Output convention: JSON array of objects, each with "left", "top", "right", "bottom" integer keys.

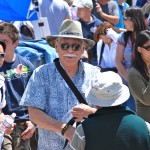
[
  {"left": 141, "top": 45, "right": 150, "bottom": 51},
  {"left": 60, "top": 43, "right": 81, "bottom": 51},
  {"left": 0, "top": 53, "right": 5, "bottom": 58}
]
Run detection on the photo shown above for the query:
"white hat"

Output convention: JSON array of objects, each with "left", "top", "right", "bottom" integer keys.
[{"left": 87, "top": 72, "right": 130, "bottom": 107}]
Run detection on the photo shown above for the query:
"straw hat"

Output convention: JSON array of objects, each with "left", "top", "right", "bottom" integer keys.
[
  {"left": 46, "top": 19, "right": 95, "bottom": 50},
  {"left": 87, "top": 71, "right": 130, "bottom": 107}
]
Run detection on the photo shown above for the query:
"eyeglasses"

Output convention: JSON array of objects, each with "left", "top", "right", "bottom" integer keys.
[
  {"left": 123, "top": 16, "right": 132, "bottom": 21},
  {"left": 0, "top": 53, "right": 5, "bottom": 58},
  {"left": 141, "top": 45, "right": 150, "bottom": 51},
  {"left": 60, "top": 43, "right": 81, "bottom": 51}
]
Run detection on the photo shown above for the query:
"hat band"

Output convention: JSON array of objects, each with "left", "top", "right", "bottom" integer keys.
[{"left": 60, "top": 32, "right": 82, "bottom": 37}]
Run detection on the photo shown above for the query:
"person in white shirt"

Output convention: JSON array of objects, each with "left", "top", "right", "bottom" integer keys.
[{"left": 94, "top": 22, "right": 119, "bottom": 72}]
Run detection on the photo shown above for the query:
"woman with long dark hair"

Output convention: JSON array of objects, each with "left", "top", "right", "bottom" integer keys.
[
  {"left": 128, "top": 30, "right": 150, "bottom": 123},
  {"left": 115, "top": 6, "right": 147, "bottom": 111}
]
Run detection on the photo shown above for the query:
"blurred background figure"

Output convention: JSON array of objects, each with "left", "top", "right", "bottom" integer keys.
[
  {"left": 94, "top": 22, "right": 119, "bottom": 73},
  {"left": 39, "top": 0, "right": 71, "bottom": 35},
  {"left": 115, "top": 7, "right": 147, "bottom": 111},
  {"left": 114, "top": 0, "right": 129, "bottom": 29},
  {"left": 128, "top": 30, "right": 150, "bottom": 123},
  {"left": 74, "top": 0, "right": 102, "bottom": 65},
  {"left": 64, "top": 0, "right": 78, "bottom": 20},
  {"left": 93, "top": 0, "right": 119, "bottom": 25}
]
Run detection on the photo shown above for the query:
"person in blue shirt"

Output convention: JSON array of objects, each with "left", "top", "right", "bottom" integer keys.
[
  {"left": 74, "top": 0, "right": 102, "bottom": 65},
  {"left": 20, "top": 19, "right": 101, "bottom": 150},
  {"left": 0, "top": 22, "right": 36, "bottom": 150},
  {"left": 114, "top": 0, "right": 129, "bottom": 29}
]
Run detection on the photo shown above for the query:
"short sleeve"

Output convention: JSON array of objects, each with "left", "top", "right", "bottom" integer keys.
[
  {"left": 20, "top": 66, "right": 47, "bottom": 110},
  {"left": 117, "top": 32, "right": 125, "bottom": 46}
]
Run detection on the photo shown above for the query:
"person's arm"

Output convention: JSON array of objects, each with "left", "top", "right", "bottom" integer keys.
[
  {"left": 95, "top": 3, "right": 119, "bottom": 25},
  {"left": 128, "top": 68, "right": 150, "bottom": 106},
  {"left": 116, "top": 43, "right": 128, "bottom": 81},
  {"left": 28, "top": 106, "right": 75, "bottom": 141}
]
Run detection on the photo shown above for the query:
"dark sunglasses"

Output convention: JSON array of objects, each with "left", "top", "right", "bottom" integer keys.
[
  {"left": 60, "top": 43, "right": 81, "bottom": 51},
  {"left": 123, "top": 16, "right": 132, "bottom": 21},
  {"left": 141, "top": 45, "right": 150, "bottom": 51},
  {"left": 99, "top": 29, "right": 107, "bottom": 35},
  {"left": 0, "top": 53, "right": 5, "bottom": 58}
]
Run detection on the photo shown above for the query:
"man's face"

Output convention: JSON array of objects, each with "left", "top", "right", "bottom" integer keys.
[
  {"left": 77, "top": 7, "right": 91, "bottom": 19},
  {"left": 0, "top": 34, "right": 18, "bottom": 57},
  {"left": 55, "top": 37, "right": 85, "bottom": 67}
]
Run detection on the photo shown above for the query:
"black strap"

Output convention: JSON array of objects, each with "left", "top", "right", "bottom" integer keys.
[
  {"left": 54, "top": 58, "right": 87, "bottom": 149},
  {"left": 99, "top": 42, "right": 105, "bottom": 66},
  {"left": 0, "top": 87, "right": 3, "bottom": 103},
  {"left": 54, "top": 58, "right": 87, "bottom": 105}
]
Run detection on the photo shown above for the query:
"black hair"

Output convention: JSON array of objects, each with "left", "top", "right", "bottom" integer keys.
[
  {"left": 124, "top": 7, "right": 147, "bottom": 47},
  {"left": 0, "top": 40, "right": 6, "bottom": 52},
  {"left": 132, "top": 30, "right": 150, "bottom": 81}
]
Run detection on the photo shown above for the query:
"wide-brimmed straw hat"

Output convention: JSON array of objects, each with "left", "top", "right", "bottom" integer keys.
[
  {"left": 87, "top": 71, "right": 130, "bottom": 107},
  {"left": 93, "top": 22, "right": 114, "bottom": 42},
  {"left": 46, "top": 19, "right": 95, "bottom": 49}
]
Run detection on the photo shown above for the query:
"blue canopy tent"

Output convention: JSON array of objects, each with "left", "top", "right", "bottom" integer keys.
[{"left": 0, "top": 0, "right": 37, "bottom": 21}]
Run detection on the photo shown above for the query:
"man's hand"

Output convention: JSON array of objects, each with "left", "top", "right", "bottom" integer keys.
[
  {"left": 21, "top": 121, "right": 36, "bottom": 140},
  {"left": 71, "top": 104, "right": 97, "bottom": 122},
  {"left": 95, "top": 3, "right": 102, "bottom": 14}
]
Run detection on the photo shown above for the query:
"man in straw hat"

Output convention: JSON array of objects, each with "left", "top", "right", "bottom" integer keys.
[
  {"left": 70, "top": 71, "right": 150, "bottom": 150},
  {"left": 20, "top": 19, "right": 101, "bottom": 149}
]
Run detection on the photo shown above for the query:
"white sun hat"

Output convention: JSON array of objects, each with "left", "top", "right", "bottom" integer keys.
[{"left": 87, "top": 71, "right": 130, "bottom": 107}]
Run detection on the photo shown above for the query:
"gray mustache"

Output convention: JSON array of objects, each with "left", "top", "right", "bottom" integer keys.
[{"left": 63, "top": 54, "right": 77, "bottom": 57}]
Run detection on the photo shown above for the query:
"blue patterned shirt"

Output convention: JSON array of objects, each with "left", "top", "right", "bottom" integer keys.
[{"left": 20, "top": 61, "right": 100, "bottom": 150}]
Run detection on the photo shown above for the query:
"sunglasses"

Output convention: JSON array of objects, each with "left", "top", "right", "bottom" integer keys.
[
  {"left": 141, "top": 45, "right": 150, "bottom": 51},
  {"left": 60, "top": 43, "right": 81, "bottom": 51},
  {"left": 123, "top": 16, "right": 132, "bottom": 21},
  {"left": 99, "top": 29, "right": 107, "bottom": 35},
  {"left": 0, "top": 53, "right": 5, "bottom": 58}
]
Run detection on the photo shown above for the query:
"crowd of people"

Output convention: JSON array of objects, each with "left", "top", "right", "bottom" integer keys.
[{"left": 0, "top": 0, "right": 149, "bottom": 150}]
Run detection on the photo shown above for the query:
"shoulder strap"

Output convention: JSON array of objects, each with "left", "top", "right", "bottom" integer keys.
[
  {"left": 99, "top": 42, "right": 105, "bottom": 66},
  {"left": 54, "top": 58, "right": 87, "bottom": 105},
  {"left": 0, "top": 87, "right": 3, "bottom": 103}
]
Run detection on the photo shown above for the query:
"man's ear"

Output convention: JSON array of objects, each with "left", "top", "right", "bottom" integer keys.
[{"left": 55, "top": 41, "right": 58, "bottom": 52}]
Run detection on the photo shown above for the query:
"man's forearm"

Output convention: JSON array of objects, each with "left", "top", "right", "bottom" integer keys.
[{"left": 28, "top": 106, "right": 64, "bottom": 133}]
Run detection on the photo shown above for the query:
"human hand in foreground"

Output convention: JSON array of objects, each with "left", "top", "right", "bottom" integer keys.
[
  {"left": 71, "top": 103, "right": 96, "bottom": 122},
  {"left": 21, "top": 121, "right": 36, "bottom": 140}
]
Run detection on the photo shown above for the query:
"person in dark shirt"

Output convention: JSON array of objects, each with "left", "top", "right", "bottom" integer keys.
[
  {"left": 74, "top": 0, "right": 102, "bottom": 65},
  {"left": 0, "top": 22, "right": 36, "bottom": 150}
]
